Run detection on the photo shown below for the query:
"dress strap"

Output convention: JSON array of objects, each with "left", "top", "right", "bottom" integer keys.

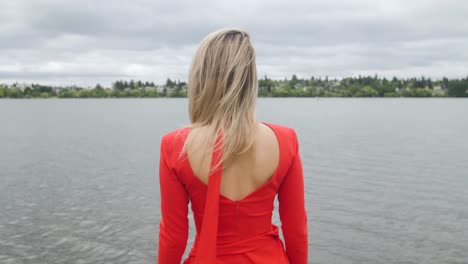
[{"left": 193, "top": 132, "right": 223, "bottom": 264}]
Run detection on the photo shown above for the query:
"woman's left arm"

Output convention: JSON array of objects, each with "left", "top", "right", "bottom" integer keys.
[{"left": 157, "top": 135, "right": 189, "bottom": 263}]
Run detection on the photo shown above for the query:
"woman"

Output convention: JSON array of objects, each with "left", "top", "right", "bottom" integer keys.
[{"left": 157, "top": 28, "right": 308, "bottom": 264}]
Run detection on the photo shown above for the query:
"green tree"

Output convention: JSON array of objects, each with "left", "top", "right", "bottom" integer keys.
[
  {"left": 384, "top": 92, "right": 399, "bottom": 97},
  {"left": 58, "top": 88, "right": 71, "bottom": 98},
  {"left": 415, "top": 88, "right": 432, "bottom": 97},
  {"left": 272, "top": 87, "right": 292, "bottom": 97},
  {"left": 354, "top": 86, "right": 378, "bottom": 97},
  {"left": 92, "top": 84, "right": 107, "bottom": 97},
  {"left": 166, "top": 78, "right": 176, "bottom": 88},
  {"left": 259, "top": 75, "right": 274, "bottom": 96},
  {"left": 113, "top": 81, "right": 124, "bottom": 91},
  {"left": 6, "top": 88, "right": 23, "bottom": 98},
  {"left": 130, "top": 89, "right": 142, "bottom": 97},
  {"left": 39, "top": 92, "right": 50, "bottom": 98},
  {"left": 290, "top": 74, "right": 299, "bottom": 88},
  {"left": 447, "top": 80, "right": 468, "bottom": 97},
  {"left": 78, "top": 89, "right": 92, "bottom": 98}
]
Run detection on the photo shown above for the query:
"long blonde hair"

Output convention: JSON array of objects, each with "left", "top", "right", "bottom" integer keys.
[{"left": 182, "top": 28, "right": 258, "bottom": 172}]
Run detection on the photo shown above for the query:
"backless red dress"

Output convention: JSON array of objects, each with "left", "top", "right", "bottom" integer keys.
[{"left": 157, "top": 122, "right": 308, "bottom": 264}]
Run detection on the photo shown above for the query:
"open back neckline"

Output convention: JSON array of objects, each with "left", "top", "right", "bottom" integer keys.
[{"left": 183, "top": 121, "right": 282, "bottom": 203}]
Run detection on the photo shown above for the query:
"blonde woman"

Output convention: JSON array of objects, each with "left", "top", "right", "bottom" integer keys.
[{"left": 157, "top": 28, "right": 308, "bottom": 264}]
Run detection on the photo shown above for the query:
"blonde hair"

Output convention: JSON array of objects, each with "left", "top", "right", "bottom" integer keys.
[{"left": 182, "top": 28, "right": 258, "bottom": 172}]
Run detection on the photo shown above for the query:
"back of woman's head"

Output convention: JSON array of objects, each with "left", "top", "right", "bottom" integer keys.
[{"left": 184, "top": 28, "right": 258, "bottom": 171}]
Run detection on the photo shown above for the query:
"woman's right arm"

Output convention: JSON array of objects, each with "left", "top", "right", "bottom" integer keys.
[
  {"left": 157, "top": 135, "right": 189, "bottom": 263},
  {"left": 278, "top": 129, "right": 308, "bottom": 264}
]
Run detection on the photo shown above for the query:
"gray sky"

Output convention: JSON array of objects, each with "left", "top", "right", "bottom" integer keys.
[{"left": 1, "top": 0, "right": 467, "bottom": 86}]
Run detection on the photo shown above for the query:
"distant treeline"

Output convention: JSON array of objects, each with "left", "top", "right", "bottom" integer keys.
[{"left": 1, "top": 75, "right": 468, "bottom": 98}]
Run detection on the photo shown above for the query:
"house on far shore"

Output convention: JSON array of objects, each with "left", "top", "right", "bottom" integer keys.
[
  {"left": 432, "top": 85, "right": 445, "bottom": 96},
  {"left": 51, "top": 87, "right": 62, "bottom": 94},
  {"left": 144, "top": 86, "right": 156, "bottom": 91},
  {"left": 156, "top": 85, "right": 165, "bottom": 93},
  {"left": 13, "top": 83, "right": 28, "bottom": 92}
]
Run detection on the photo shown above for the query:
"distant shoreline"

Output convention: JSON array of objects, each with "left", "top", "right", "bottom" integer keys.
[
  {"left": 1, "top": 75, "right": 467, "bottom": 98},
  {"left": 2, "top": 97, "right": 467, "bottom": 99}
]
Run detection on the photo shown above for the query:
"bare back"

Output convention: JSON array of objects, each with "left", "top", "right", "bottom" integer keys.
[{"left": 187, "top": 122, "right": 280, "bottom": 201}]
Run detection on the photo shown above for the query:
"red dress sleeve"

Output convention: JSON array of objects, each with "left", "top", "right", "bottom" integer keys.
[
  {"left": 278, "top": 129, "right": 308, "bottom": 264},
  {"left": 157, "top": 135, "right": 189, "bottom": 264}
]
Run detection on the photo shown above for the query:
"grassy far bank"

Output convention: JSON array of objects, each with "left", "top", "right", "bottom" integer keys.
[{"left": 1, "top": 75, "right": 468, "bottom": 98}]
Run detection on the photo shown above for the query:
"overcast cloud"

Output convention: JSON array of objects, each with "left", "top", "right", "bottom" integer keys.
[{"left": 1, "top": 0, "right": 467, "bottom": 86}]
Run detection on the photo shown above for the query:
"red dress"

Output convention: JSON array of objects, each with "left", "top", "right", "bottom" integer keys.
[{"left": 157, "top": 122, "right": 308, "bottom": 264}]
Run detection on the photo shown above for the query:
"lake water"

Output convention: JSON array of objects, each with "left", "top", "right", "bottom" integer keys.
[{"left": 1, "top": 98, "right": 467, "bottom": 264}]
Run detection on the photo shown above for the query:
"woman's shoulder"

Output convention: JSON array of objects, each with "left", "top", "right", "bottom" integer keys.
[
  {"left": 260, "top": 121, "right": 298, "bottom": 142},
  {"left": 260, "top": 122, "right": 300, "bottom": 168},
  {"left": 160, "top": 126, "right": 191, "bottom": 148}
]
